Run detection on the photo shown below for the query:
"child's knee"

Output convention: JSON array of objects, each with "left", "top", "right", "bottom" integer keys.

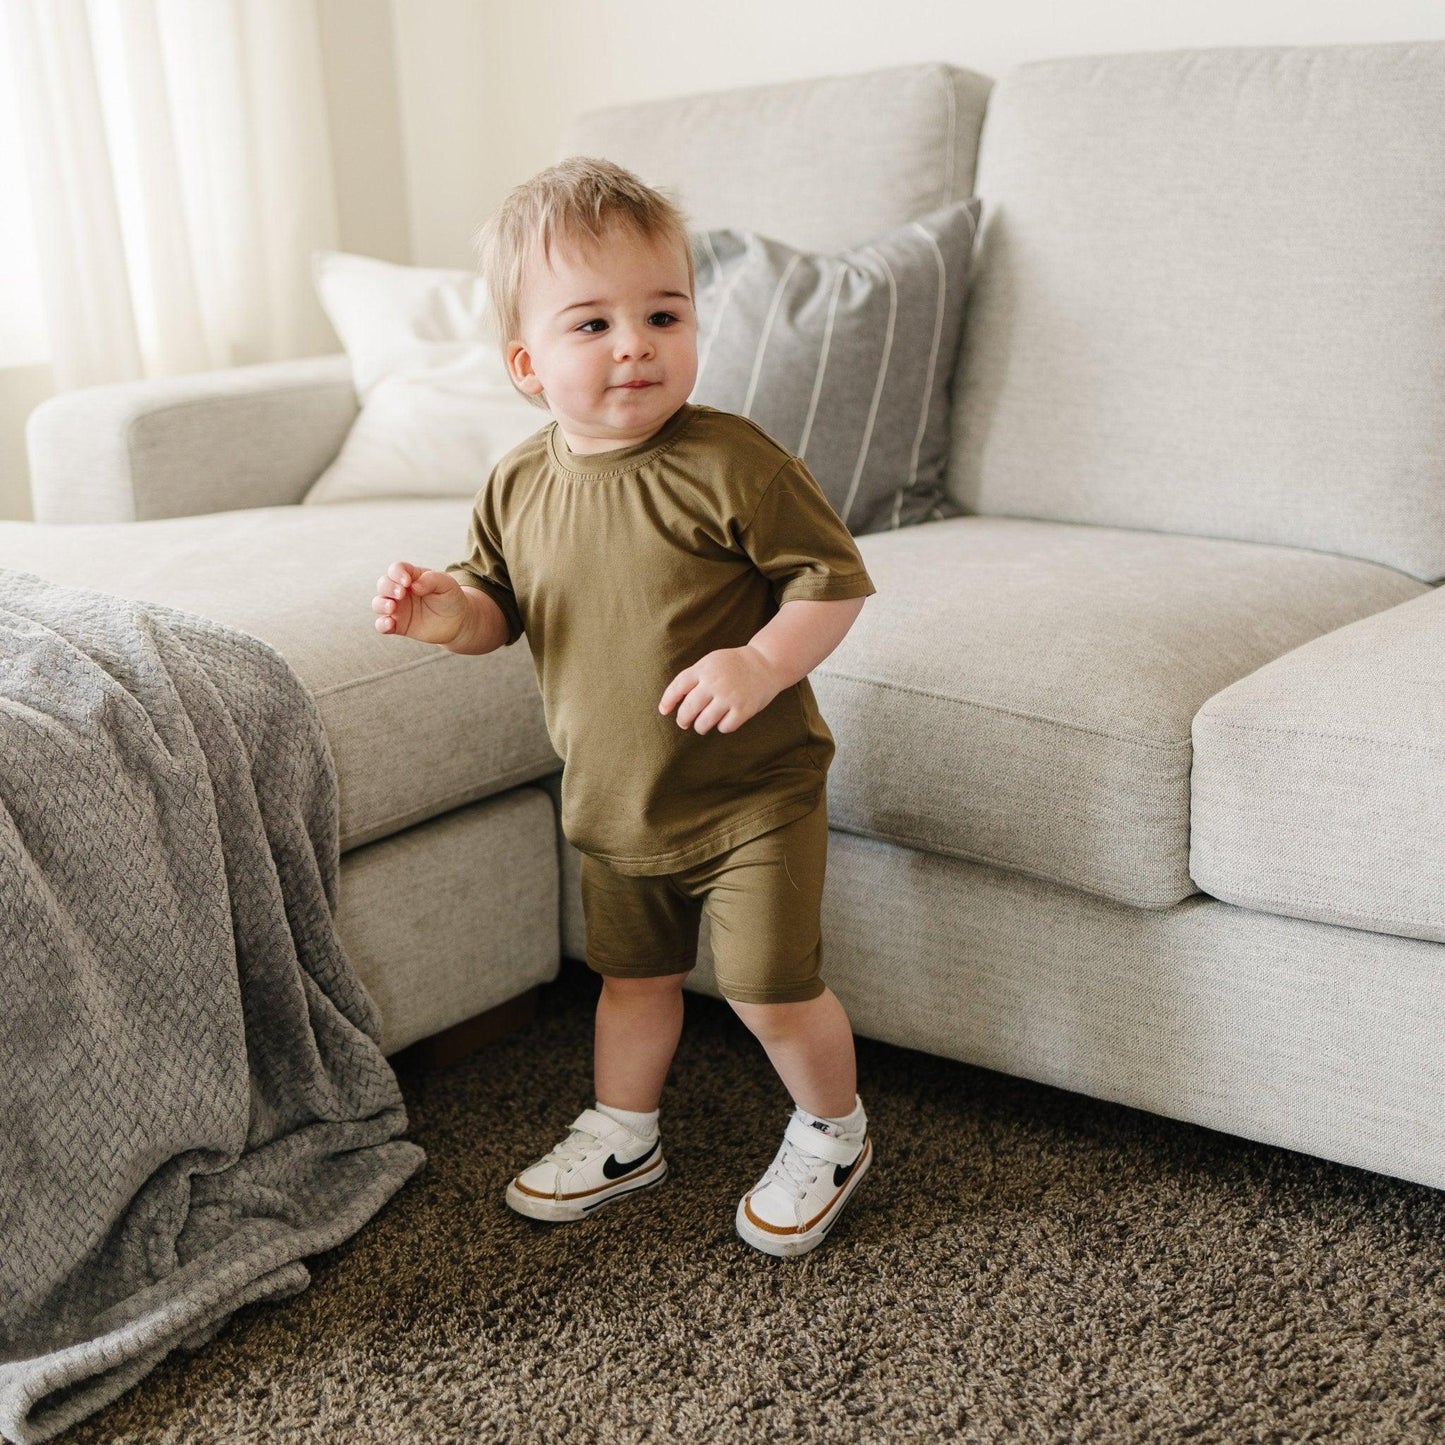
[
  {"left": 728, "top": 989, "right": 823, "bottom": 1040},
  {"left": 599, "top": 970, "right": 689, "bottom": 1002}
]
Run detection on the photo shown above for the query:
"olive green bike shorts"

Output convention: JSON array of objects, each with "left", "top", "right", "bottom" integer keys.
[{"left": 580, "top": 792, "right": 829, "bottom": 1006}]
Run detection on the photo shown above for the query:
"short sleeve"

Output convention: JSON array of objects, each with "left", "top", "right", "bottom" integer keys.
[
  {"left": 445, "top": 483, "right": 525, "bottom": 647},
  {"left": 737, "top": 457, "right": 878, "bottom": 606}
]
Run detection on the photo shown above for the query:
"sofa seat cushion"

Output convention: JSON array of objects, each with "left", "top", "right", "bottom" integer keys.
[
  {"left": 0, "top": 499, "right": 558, "bottom": 852},
  {"left": 825, "top": 516, "right": 1424, "bottom": 909},
  {"left": 1191, "top": 585, "right": 1445, "bottom": 942}
]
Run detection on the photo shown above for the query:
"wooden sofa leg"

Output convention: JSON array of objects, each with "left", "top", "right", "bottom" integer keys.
[{"left": 389, "top": 987, "right": 539, "bottom": 1071}]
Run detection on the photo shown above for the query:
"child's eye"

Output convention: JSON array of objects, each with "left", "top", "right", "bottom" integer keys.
[
  {"left": 577, "top": 319, "right": 607, "bottom": 334},
  {"left": 649, "top": 312, "right": 678, "bottom": 327}
]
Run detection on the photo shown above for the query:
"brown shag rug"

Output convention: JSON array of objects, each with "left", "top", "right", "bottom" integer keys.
[{"left": 62, "top": 959, "right": 1445, "bottom": 1443}]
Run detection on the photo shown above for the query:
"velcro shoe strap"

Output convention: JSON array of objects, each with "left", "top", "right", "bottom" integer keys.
[
  {"left": 571, "top": 1108, "right": 623, "bottom": 1140},
  {"left": 784, "top": 1114, "right": 861, "bottom": 1165}
]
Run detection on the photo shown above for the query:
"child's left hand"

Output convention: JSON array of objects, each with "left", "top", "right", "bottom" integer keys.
[{"left": 659, "top": 646, "right": 783, "bottom": 735}]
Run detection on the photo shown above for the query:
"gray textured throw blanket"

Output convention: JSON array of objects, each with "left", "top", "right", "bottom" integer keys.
[{"left": 0, "top": 572, "right": 425, "bottom": 1444}]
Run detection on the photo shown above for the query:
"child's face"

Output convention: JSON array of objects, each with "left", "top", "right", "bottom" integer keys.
[{"left": 506, "top": 223, "right": 698, "bottom": 455}]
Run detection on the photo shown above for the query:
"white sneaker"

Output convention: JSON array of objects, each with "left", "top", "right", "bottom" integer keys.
[
  {"left": 505, "top": 1107, "right": 668, "bottom": 1222},
  {"left": 735, "top": 1106, "right": 872, "bottom": 1257}
]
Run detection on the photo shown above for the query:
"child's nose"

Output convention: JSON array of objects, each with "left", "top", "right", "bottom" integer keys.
[{"left": 612, "top": 325, "right": 655, "bottom": 361}]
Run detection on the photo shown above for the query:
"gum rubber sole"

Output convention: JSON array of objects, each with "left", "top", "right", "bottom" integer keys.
[
  {"left": 734, "top": 1137, "right": 872, "bottom": 1257},
  {"left": 505, "top": 1156, "right": 669, "bottom": 1222}
]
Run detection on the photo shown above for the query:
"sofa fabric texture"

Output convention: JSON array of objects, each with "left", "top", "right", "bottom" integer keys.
[
  {"left": 683, "top": 827, "right": 1445, "bottom": 1195},
  {"left": 25, "top": 353, "right": 358, "bottom": 524},
  {"left": 1191, "top": 584, "right": 1445, "bottom": 943},
  {"left": 690, "top": 199, "right": 981, "bottom": 534},
  {"left": 949, "top": 41, "right": 1445, "bottom": 581},
  {"left": 0, "top": 502, "right": 561, "bottom": 852},
  {"left": 561, "top": 62, "right": 993, "bottom": 256},
  {"left": 818, "top": 517, "right": 1424, "bottom": 909},
  {"left": 339, "top": 789, "right": 561, "bottom": 1054}
]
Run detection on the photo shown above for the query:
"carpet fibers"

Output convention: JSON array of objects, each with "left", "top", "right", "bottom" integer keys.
[{"left": 64, "top": 961, "right": 1445, "bottom": 1443}]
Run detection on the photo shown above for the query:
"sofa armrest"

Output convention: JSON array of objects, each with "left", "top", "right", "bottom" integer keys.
[
  {"left": 1191, "top": 583, "right": 1445, "bottom": 941},
  {"left": 25, "top": 353, "right": 358, "bottom": 523}
]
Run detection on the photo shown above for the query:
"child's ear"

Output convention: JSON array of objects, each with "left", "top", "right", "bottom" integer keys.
[{"left": 505, "top": 340, "right": 544, "bottom": 397}]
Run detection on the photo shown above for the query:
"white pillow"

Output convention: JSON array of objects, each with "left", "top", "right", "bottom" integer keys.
[{"left": 302, "top": 250, "right": 544, "bottom": 505}]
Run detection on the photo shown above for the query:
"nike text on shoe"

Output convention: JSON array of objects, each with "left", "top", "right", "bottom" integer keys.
[
  {"left": 735, "top": 1112, "right": 872, "bottom": 1258},
  {"left": 506, "top": 1107, "right": 668, "bottom": 1222}
]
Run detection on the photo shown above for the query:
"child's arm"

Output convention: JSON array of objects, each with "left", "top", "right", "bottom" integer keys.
[
  {"left": 659, "top": 595, "right": 868, "bottom": 735},
  {"left": 744, "top": 596, "right": 867, "bottom": 689},
  {"left": 447, "top": 587, "right": 513, "bottom": 655},
  {"left": 372, "top": 562, "right": 511, "bottom": 654}
]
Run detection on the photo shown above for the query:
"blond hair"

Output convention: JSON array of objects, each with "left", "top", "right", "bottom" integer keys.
[{"left": 474, "top": 157, "right": 694, "bottom": 408}]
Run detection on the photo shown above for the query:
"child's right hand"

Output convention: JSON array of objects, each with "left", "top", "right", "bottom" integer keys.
[{"left": 372, "top": 561, "right": 467, "bottom": 645}]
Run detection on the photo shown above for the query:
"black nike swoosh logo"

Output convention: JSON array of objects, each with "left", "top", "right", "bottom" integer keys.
[
  {"left": 602, "top": 1139, "right": 660, "bottom": 1179},
  {"left": 833, "top": 1148, "right": 863, "bottom": 1189}
]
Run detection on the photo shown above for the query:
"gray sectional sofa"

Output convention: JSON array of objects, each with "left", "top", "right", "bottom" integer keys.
[{"left": 6, "top": 40, "right": 1444, "bottom": 1193}]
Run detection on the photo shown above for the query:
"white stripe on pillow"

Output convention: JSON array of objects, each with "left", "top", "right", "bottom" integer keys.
[
  {"left": 799, "top": 265, "right": 847, "bottom": 461},
  {"left": 695, "top": 230, "right": 747, "bottom": 390},
  {"left": 743, "top": 253, "right": 802, "bottom": 418},
  {"left": 842, "top": 245, "right": 898, "bottom": 528}
]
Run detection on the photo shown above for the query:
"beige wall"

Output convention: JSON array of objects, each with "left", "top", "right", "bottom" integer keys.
[
  {"left": 317, "top": 0, "right": 411, "bottom": 269},
  {"left": 394, "top": 0, "right": 1445, "bottom": 267},
  {"left": 0, "top": 364, "right": 51, "bottom": 520},
  {"left": 389, "top": 0, "right": 494, "bottom": 271}
]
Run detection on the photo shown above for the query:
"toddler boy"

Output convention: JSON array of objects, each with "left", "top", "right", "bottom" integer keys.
[{"left": 370, "top": 157, "right": 876, "bottom": 1257}]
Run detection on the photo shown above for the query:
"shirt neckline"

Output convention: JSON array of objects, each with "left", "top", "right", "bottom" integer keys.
[{"left": 546, "top": 402, "right": 698, "bottom": 476}]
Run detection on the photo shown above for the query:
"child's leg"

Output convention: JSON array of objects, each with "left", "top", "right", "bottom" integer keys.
[
  {"left": 503, "top": 835, "right": 699, "bottom": 1220},
  {"left": 729, "top": 986, "right": 870, "bottom": 1257},
  {"left": 594, "top": 971, "right": 690, "bottom": 1111},
  {"left": 686, "top": 799, "right": 870, "bottom": 1255},
  {"left": 504, "top": 967, "right": 687, "bottom": 1222},
  {"left": 727, "top": 989, "right": 857, "bottom": 1119}
]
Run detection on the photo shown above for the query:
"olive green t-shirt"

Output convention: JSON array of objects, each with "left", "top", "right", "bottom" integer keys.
[{"left": 445, "top": 402, "right": 877, "bottom": 875}]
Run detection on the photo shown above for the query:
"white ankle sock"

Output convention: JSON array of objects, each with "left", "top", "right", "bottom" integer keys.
[
  {"left": 596, "top": 1101, "right": 659, "bottom": 1139},
  {"left": 800, "top": 1094, "right": 866, "bottom": 1142}
]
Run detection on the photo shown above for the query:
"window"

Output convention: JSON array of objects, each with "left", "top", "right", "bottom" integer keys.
[{"left": 0, "top": 10, "right": 48, "bottom": 367}]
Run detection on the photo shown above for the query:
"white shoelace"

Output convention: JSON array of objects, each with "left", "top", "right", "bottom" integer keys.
[
  {"left": 767, "top": 1136, "right": 830, "bottom": 1198},
  {"left": 545, "top": 1126, "right": 607, "bottom": 1170}
]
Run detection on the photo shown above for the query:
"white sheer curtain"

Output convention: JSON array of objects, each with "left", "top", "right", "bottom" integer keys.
[{"left": 2, "top": 0, "right": 340, "bottom": 390}]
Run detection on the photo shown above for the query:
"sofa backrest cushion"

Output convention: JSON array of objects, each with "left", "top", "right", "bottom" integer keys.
[
  {"left": 948, "top": 41, "right": 1445, "bottom": 582},
  {"left": 561, "top": 62, "right": 992, "bottom": 257}
]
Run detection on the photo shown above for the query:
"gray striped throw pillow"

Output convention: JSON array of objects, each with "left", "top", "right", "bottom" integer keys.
[{"left": 689, "top": 198, "right": 981, "bottom": 535}]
